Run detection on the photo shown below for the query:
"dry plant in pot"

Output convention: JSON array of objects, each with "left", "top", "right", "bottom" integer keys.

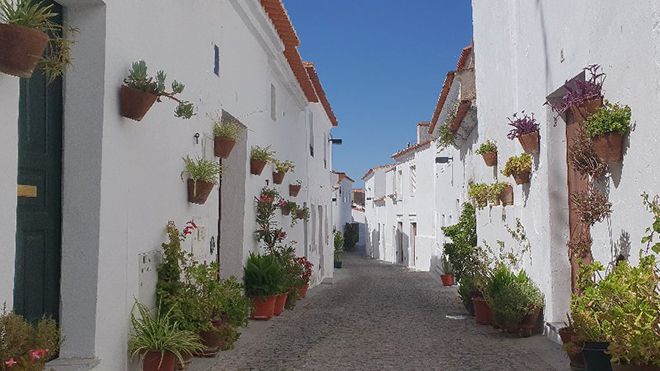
[
  {"left": 507, "top": 111, "right": 540, "bottom": 154},
  {"left": 569, "top": 128, "right": 608, "bottom": 180},
  {"left": 0, "top": 0, "right": 75, "bottom": 79},
  {"left": 289, "top": 180, "right": 302, "bottom": 197},
  {"left": 272, "top": 159, "right": 295, "bottom": 185},
  {"left": 250, "top": 145, "right": 274, "bottom": 176},
  {"left": 121, "top": 60, "right": 195, "bottom": 122},
  {"left": 476, "top": 140, "right": 498, "bottom": 167},
  {"left": 570, "top": 187, "right": 612, "bottom": 226},
  {"left": 182, "top": 156, "right": 221, "bottom": 205},
  {"left": 584, "top": 101, "right": 631, "bottom": 163},
  {"left": 501, "top": 153, "right": 533, "bottom": 185},
  {"left": 212, "top": 115, "right": 244, "bottom": 159}
]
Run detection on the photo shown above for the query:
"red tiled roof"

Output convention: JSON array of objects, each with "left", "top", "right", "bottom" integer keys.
[
  {"left": 304, "top": 62, "right": 338, "bottom": 126},
  {"left": 428, "top": 71, "right": 455, "bottom": 134},
  {"left": 456, "top": 44, "right": 473, "bottom": 71},
  {"left": 333, "top": 171, "right": 355, "bottom": 183},
  {"left": 449, "top": 100, "right": 473, "bottom": 132},
  {"left": 391, "top": 140, "right": 432, "bottom": 159},
  {"left": 417, "top": 121, "right": 430, "bottom": 127},
  {"left": 361, "top": 164, "right": 395, "bottom": 180}
]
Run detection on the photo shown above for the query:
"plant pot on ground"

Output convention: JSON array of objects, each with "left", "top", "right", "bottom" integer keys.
[
  {"left": 559, "top": 326, "right": 586, "bottom": 371},
  {"left": 472, "top": 296, "right": 493, "bottom": 325},
  {"left": 296, "top": 256, "right": 313, "bottom": 299},
  {"left": 289, "top": 182, "right": 302, "bottom": 197},
  {"left": 476, "top": 140, "right": 498, "bottom": 167},
  {"left": 244, "top": 253, "right": 283, "bottom": 321},
  {"left": 250, "top": 145, "right": 275, "bottom": 175},
  {"left": 502, "top": 153, "right": 533, "bottom": 185},
  {"left": 212, "top": 116, "right": 244, "bottom": 159},
  {"left": 334, "top": 231, "right": 344, "bottom": 269},
  {"left": 582, "top": 342, "right": 613, "bottom": 371},
  {"left": 298, "top": 283, "right": 309, "bottom": 299},
  {"left": 507, "top": 111, "right": 540, "bottom": 154},
  {"left": 121, "top": 60, "right": 195, "bottom": 121},
  {"left": 273, "top": 293, "right": 287, "bottom": 316},
  {"left": 440, "top": 253, "right": 455, "bottom": 286},
  {"left": 182, "top": 156, "right": 221, "bottom": 205},
  {"left": 584, "top": 101, "right": 631, "bottom": 163}
]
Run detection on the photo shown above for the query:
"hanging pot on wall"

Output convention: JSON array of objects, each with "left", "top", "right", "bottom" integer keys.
[
  {"left": 250, "top": 296, "right": 276, "bottom": 320},
  {"left": 187, "top": 179, "right": 214, "bottom": 204},
  {"left": 0, "top": 24, "right": 49, "bottom": 78},
  {"left": 481, "top": 151, "right": 497, "bottom": 167},
  {"left": 591, "top": 132, "right": 623, "bottom": 163},
  {"left": 289, "top": 184, "right": 302, "bottom": 197},
  {"left": 499, "top": 185, "right": 514, "bottom": 206},
  {"left": 570, "top": 98, "right": 603, "bottom": 122},
  {"left": 512, "top": 171, "right": 531, "bottom": 185},
  {"left": 143, "top": 351, "right": 176, "bottom": 371},
  {"left": 214, "top": 137, "right": 236, "bottom": 159},
  {"left": 120, "top": 85, "right": 158, "bottom": 122},
  {"left": 518, "top": 131, "right": 539, "bottom": 154},
  {"left": 250, "top": 159, "right": 267, "bottom": 175},
  {"left": 272, "top": 171, "right": 285, "bottom": 185}
]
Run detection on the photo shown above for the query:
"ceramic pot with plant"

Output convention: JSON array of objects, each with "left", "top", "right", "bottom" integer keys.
[
  {"left": 468, "top": 183, "right": 489, "bottom": 209},
  {"left": 440, "top": 254, "right": 455, "bottom": 286},
  {"left": 472, "top": 295, "right": 493, "bottom": 325},
  {"left": 489, "top": 181, "right": 512, "bottom": 206},
  {"left": 272, "top": 159, "right": 295, "bottom": 185},
  {"left": 546, "top": 64, "right": 605, "bottom": 124},
  {"left": 289, "top": 180, "right": 302, "bottom": 197},
  {"left": 507, "top": 111, "right": 540, "bottom": 154},
  {"left": 559, "top": 324, "right": 586, "bottom": 371},
  {"left": 296, "top": 256, "right": 313, "bottom": 299},
  {"left": 212, "top": 116, "right": 244, "bottom": 159},
  {"left": 244, "top": 253, "right": 283, "bottom": 320},
  {"left": 250, "top": 145, "right": 274, "bottom": 176},
  {"left": 121, "top": 60, "right": 195, "bottom": 122},
  {"left": 584, "top": 101, "right": 631, "bottom": 163},
  {"left": 279, "top": 200, "right": 296, "bottom": 216},
  {"left": 273, "top": 293, "right": 288, "bottom": 316},
  {"left": 182, "top": 156, "right": 221, "bottom": 205},
  {"left": 0, "top": 0, "right": 74, "bottom": 79},
  {"left": 129, "top": 303, "right": 203, "bottom": 371},
  {"left": 294, "top": 205, "right": 310, "bottom": 222},
  {"left": 501, "top": 153, "right": 532, "bottom": 185},
  {"left": 476, "top": 140, "right": 498, "bottom": 167},
  {"left": 334, "top": 231, "right": 344, "bottom": 269}
]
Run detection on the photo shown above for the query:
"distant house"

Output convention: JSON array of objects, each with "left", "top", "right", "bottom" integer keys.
[{"left": 332, "top": 171, "right": 355, "bottom": 233}]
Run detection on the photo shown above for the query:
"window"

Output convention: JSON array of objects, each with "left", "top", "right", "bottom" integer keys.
[
  {"left": 396, "top": 168, "right": 403, "bottom": 196},
  {"left": 410, "top": 165, "right": 417, "bottom": 195},
  {"left": 323, "top": 133, "right": 328, "bottom": 168},
  {"left": 213, "top": 45, "right": 220, "bottom": 76},
  {"left": 270, "top": 84, "right": 276, "bottom": 121},
  {"left": 309, "top": 111, "right": 314, "bottom": 157}
]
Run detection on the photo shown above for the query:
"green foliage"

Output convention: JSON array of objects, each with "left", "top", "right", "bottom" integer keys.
[
  {"left": 343, "top": 223, "right": 359, "bottom": 252},
  {"left": 334, "top": 231, "right": 344, "bottom": 261},
  {"left": 441, "top": 253, "right": 453, "bottom": 275},
  {"left": 124, "top": 60, "right": 195, "bottom": 119},
  {"left": 128, "top": 302, "right": 203, "bottom": 365},
  {"left": 584, "top": 101, "right": 631, "bottom": 138},
  {"left": 487, "top": 266, "right": 544, "bottom": 329},
  {"left": 475, "top": 139, "right": 497, "bottom": 155},
  {"left": 294, "top": 205, "right": 310, "bottom": 223},
  {"left": 216, "top": 277, "right": 252, "bottom": 328},
  {"left": 468, "top": 183, "right": 489, "bottom": 208},
  {"left": 0, "top": 305, "right": 61, "bottom": 367},
  {"left": 436, "top": 123, "right": 456, "bottom": 150},
  {"left": 571, "top": 260, "right": 611, "bottom": 343},
  {"left": 457, "top": 275, "right": 477, "bottom": 311},
  {"left": 441, "top": 203, "right": 478, "bottom": 282},
  {"left": 182, "top": 156, "right": 221, "bottom": 184},
  {"left": 243, "top": 253, "right": 284, "bottom": 297},
  {"left": 501, "top": 153, "right": 533, "bottom": 177},
  {"left": 212, "top": 115, "right": 244, "bottom": 140},
  {"left": 488, "top": 181, "right": 509, "bottom": 204},
  {"left": 641, "top": 193, "right": 660, "bottom": 254},
  {"left": 272, "top": 159, "right": 295, "bottom": 173},
  {"left": 250, "top": 145, "right": 275, "bottom": 162}
]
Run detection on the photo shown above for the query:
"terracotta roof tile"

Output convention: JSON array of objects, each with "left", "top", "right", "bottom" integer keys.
[
  {"left": 428, "top": 71, "right": 455, "bottom": 134},
  {"left": 449, "top": 100, "right": 472, "bottom": 132},
  {"left": 333, "top": 171, "right": 355, "bottom": 183},
  {"left": 304, "top": 62, "right": 338, "bottom": 126},
  {"left": 391, "top": 140, "right": 432, "bottom": 159},
  {"left": 361, "top": 164, "right": 395, "bottom": 180},
  {"left": 456, "top": 44, "right": 473, "bottom": 71}
]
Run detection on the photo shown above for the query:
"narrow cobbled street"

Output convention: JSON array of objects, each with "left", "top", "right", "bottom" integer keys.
[{"left": 192, "top": 254, "right": 568, "bottom": 371}]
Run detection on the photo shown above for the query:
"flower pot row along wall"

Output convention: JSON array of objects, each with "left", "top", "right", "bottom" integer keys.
[
  {"left": 468, "top": 181, "right": 513, "bottom": 208},
  {"left": 249, "top": 145, "right": 302, "bottom": 196}
]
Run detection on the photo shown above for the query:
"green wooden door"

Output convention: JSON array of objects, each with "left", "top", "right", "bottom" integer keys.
[{"left": 14, "top": 0, "right": 63, "bottom": 322}]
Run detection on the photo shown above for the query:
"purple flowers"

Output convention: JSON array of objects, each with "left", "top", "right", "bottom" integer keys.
[
  {"left": 507, "top": 111, "right": 539, "bottom": 140},
  {"left": 546, "top": 64, "right": 605, "bottom": 121}
]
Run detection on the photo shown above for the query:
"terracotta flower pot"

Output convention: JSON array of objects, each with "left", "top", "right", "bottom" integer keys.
[
  {"left": 515, "top": 307, "right": 541, "bottom": 337},
  {"left": 558, "top": 327, "right": 575, "bottom": 344},
  {"left": 499, "top": 185, "right": 514, "bottom": 206},
  {"left": 440, "top": 274, "right": 455, "bottom": 286},
  {"left": 143, "top": 351, "right": 176, "bottom": 371},
  {"left": 187, "top": 179, "right": 214, "bottom": 205},
  {"left": 289, "top": 184, "right": 302, "bottom": 197},
  {"left": 582, "top": 342, "right": 612, "bottom": 371},
  {"left": 281, "top": 206, "right": 291, "bottom": 216},
  {"left": 472, "top": 297, "right": 493, "bottom": 325},
  {"left": 272, "top": 171, "right": 285, "bottom": 184},
  {"left": 513, "top": 171, "right": 530, "bottom": 185},
  {"left": 298, "top": 284, "right": 309, "bottom": 299},
  {"left": 296, "top": 210, "right": 306, "bottom": 219},
  {"left": 0, "top": 24, "right": 49, "bottom": 78},
  {"left": 481, "top": 152, "right": 497, "bottom": 167},
  {"left": 274, "top": 293, "right": 287, "bottom": 316},
  {"left": 592, "top": 132, "right": 624, "bottom": 163},
  {"left": 120, "top": 85, "right": 158, "bottom": 122},
  {"left": 176, "top": 353, "right": 192, "bottom": 370},
  {"left": 198, "top": 329, "right": 222, "bottom": 357},
  {"left": 570, "top": 98, "right": 603, "bottom": 122},
  {"left": 214, "top": 137, "right": 236, "bottom": 159},
  {"left": 518, "top": 131, "right": 539, "bottom": 154},
  {"left": 250, "top": 295, "right": 276, "bottom": 320},
  {"left": 250, "top": 159, "right": 267, "bottom": 175}
]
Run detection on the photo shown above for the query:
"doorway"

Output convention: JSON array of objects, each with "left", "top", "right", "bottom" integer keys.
[
  {"left": 397, "top": 222, "right": 404, "bottom": 264},
  {"left": 410, "top": 222, "right": 417, "bottom": 268}
]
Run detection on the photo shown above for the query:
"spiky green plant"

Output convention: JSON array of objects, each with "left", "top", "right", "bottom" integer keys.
[
  {"left": 243, "top": 253, "right": 284, "bottom": 298},
  {"left": 273, "top": 159, "right": 295, "bottom": 173},
  {"left": 250, "top": 145, "right": 275, "bottom": 162},
  {"left": 182, "top": 156, "right": 221, "bottom": 184},
  {"left": 212, "top": 116, "right": 244, "bottom": 140}
]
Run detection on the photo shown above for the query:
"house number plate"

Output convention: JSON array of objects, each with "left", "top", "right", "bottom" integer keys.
[{"left": 17, "top": 184, "right": 37, "bottom": 198}]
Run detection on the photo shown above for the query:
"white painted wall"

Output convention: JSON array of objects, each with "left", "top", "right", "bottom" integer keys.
[{"left": 332, "top": 175, "right": 353, "bottom": 232}]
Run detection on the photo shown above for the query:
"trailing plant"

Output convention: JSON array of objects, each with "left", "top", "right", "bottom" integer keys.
[
  {"left": 488, "top": 181, "right": 509, "bottom": 204},
  {"left": 0, "top": 0, "right": 76, "bottom": 81},
  {"left": 123, "top": 60, "right": 195, "bottom": 119},
  {"left": 212, "top": 114, "right": 244, "bottom": 140},
  {"left": 501, "top": 153, "right": 532, "bottom": 177},
  {"left": 243, "top": 253, "right": 284, "bottom": 298},
  {"left": 475, "top": 139, "right": 497, "bottom": 155},
  {"left": 641, "top": 192, "right": 660, "bottom": 254},
  {"left": 506, "top": 111, "right": 539, "bottom": 140},
  {"left": 436, "top": 123, "right": 455, "bottom": 150},
  {"left": 468, "top": 183, "right": 489, "bottom": 208},
  {"left": 570, "top": 187, "right": 612, "bottom": 226},
  {"left": 441, "top": 203, "right": 477, "bottom": 282},
  {"left": 182, "top": 156, "right": 221, "bottom": 184},
  {"left": 272, "top": 159, "right": 295, "bottom": 174},
  {"left": 334, "top": 231, "right": 344, "bottom": 262},
  {"left": 568, "top": 128, "right": 607, "bottom": 179},
  {"left": 546, "top": 64, "right": 605, "bottom": 122},
  {"left": 0, "top": 305, "right": 61, "bottom": 369},
  {"left": 250, "top": 145, "right": 275, "bottom": 162},
  {"left": 584, "top": 101, "right": 631, "bottom": 138}
]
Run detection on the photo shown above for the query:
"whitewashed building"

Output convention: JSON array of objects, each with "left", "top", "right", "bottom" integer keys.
[
  {"left": 0, "top": 0, "right": 338, "bottom": 369},
  {"left": 331, "top": 171, "right": 354, "bottom": 233}
]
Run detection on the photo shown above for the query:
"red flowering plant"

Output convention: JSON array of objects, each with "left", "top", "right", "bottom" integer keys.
[
  {"left": 296, "top": 256, "right": 314, "bottom": 286},
  {"left": 1, "top": 305, "right": 60, "bottom": 371},
  {"left": 506, "top": 111, "right": 539, "bottom": 140},
  {"left": 255, "top": 187, "right": 287, "bottom": 252}
]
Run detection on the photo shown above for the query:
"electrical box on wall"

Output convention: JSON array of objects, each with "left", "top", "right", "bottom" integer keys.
[{"left": 138, "top": 250, "right": 162, "bottom": 307}]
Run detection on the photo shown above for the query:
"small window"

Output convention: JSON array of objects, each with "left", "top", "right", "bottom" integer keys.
[
  {"left": 213, "top": 45, "right": 220, "bottom": 76},
  {"left": 309, "top": 112, "right": 315, "bottom": 157},
  {"left": 270, "top": 84, "right": 277, "bottom": 121},
  {"left": 410, "top": 165, "right": 417, "bottom": 195}
]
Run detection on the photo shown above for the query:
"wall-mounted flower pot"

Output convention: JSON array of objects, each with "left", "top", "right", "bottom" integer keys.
[
  {"left": 250, "top": 159, "right": 267, "bottom": 175},
  {"left": 440, "top": 274, "right": 455, "bottom": 286},
  {"left": 591, "top": 132, "right": 623, "bottom": 163},
  {"left": 187, "top": 179, "right": 214, "bottom": 205},
  {"left": 0, "top": 24, "right": 49, "bottom": 78},
  {"left": 518, "top": 131, "right": 539, "bottom": 154},
  {"left": 250, "top": 295, "right": 276, "bottom": 320},
  {"left": 481, "top": 152, "right": 497, "bottom": 167},
  {"left": 281, "top": 206, "right": 291, "bottom": 216},
  {"left": 570, "top": 98, "right": 603, "bottom": 122},
  {"left": 334, "top": 260, "right": 343, "bottom": 269},
  {"left": 120, "top": 85, "right": 158, "bottom": 122},
  {"left": 214, "top": 137, "right": 236, "bottom": 159},
  {"left": 513, "top": 171, "right": 531, "bottom": 185},
  {"left": 296, "top": 210, "right": 306, "bottom": 219},
  {"left": 289, "top": 184, "right": 301, "bottom": 197},
  {"left": 500, "top": 185, "right": 514, "bottom": 206},
  {"left": 472, "top": 297, "right": 493, "bottom": 325},
  {"left": 273, "top": 293, "right": 288, "bottom": 316},
  {"left": 143, "top": 350, "right": 176, "bottom": 371},
  {"left": 272, "top": 171, "right": 285, "bottom": 184},
  {"left": 298, "top": 284, "right": 309, "bottom": 299},
  {"left": 582, "top": 342, "right": 612, "bottom": 371}
]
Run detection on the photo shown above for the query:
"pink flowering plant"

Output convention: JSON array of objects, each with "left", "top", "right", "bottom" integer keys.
[
  {"left": 546, "top": 64, "right": 605, "bottom": 123},
  {"left": 1, "top": 305, "right": 60, "bottom": 371},
  {"left": 295, "top": 256, "right": 314, "bottom": 286}
]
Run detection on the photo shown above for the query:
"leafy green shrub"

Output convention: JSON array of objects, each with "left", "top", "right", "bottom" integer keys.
[
  {"left": 584, "top": 101, "right": 631, "bottom": 138},
  {"left": 182, "top": 156, "right": 221, "bottom": 184},
  {"left": 475, "top": 140, "right": 497, "bottom": 155},
  {"left": 212, "top": 116, "right": 244, "bottom": 140},
  {"left": 334, "top": 231, "right": 344, "bottom": 262},
  {"left": 216, "top": 277, "right": 252, "bottom": 328},
  {"left": 250, "top": 145, "right": 275, "bottom": 162},
  {"left": 0, "top": 305, "right": 61, "bottom": 367},
  {"left": 243, "top": 253, "right": 283, "bottom": 298},
  {"left": 468, "top": 183, "right": 489, "bottom": 208},
  {"left": 641, "top": 192, "right": 660, "bottom": 254},
  {"left": 501, "top": 153, "right": 533, "bottom": 177},
  {"left": 488, "top": 181, "right": 509, "bottom": 204},
  {"left": 441, "top": 203, "right": 477, "bottom": 282},
  {"left": 488, "top": 266, "right": 544, "bottom": 329},
  {"left": 272, "top": 159, "right": 295, "bottom": 173},
  {"left": 437, "top": 123, "right": 455, "bottom": 150}
]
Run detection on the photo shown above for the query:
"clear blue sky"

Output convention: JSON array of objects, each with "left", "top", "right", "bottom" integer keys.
[{"left": 286, "top": 0, "right": 473, "bottom": 186}]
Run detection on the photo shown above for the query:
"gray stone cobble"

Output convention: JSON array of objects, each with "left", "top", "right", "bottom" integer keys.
[{"left": 191, "top": 254, "right": 569, "bottom": 371}]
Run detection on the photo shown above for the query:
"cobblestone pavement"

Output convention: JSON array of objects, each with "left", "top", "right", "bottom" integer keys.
[{"left": 191, "top": 254, "right": 569, "bottom": 371}]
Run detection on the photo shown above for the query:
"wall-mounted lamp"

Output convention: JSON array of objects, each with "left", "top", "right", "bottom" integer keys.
[
  {"left": 435, "top": 156, "right": 454, "bottom": 164},
  {"left": 329, "top": 138, "right": 343, "bottom": 145}
]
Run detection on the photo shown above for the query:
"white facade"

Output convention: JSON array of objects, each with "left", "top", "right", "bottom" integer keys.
[
  {"left": 0, "top": 1, "right": 338, "bottom": 370},
  {"left": 332, "top": 172, "right": 354, "bottom": 233}
]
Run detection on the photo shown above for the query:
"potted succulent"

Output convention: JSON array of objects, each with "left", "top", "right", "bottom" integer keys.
[
  {"left": 334, "top": 231, "right": 344, "bottom": 268},
  {"left": 476, "top": 140, "right": 498, "bottom": 167},
  {"left": 507, "top": 111, "right": 540, "bottom": 154},
  {"left": 0, "top": 0, "right": 73, "bottom": 79},
  {"left": 546, "top": 64, "right": 605, "bottom": 123},
  {"left": 182, "top": 156, "right": 221, "bottom": 205},
  {"left": 271, "top": 159, "right": 295, "bottom": 185},
  {"left": 243, "top": 253, "right": 283, "bottom": 320},
  {"left": 250, "top": 145, "right": 275, "bottom": 176},
  {"left": 120, "top": 60, "right": 195, "bottom": 122},
  {"left": 501, "top": 153, "right": 533, "bottom": 185},
  {"left": 128, "top": 302, "right": 202, "bottom": 371},
  {"left": 584, "top": 101, "right": 631, "bottom": 163},
  {"left": 440, "top": 254, "right": 455, "bottom": 286},
  {"left": 295, "top": 256, "right": 313, "bottom": 299},
  {"left": 489, "top": 181, "right": 513, "bottom": 206},
  {"left": 289, "top": 180, "right": 303, "bottom": 197},
  {"left": 468, "top": 183, "right": 489, "bottom": 209},
  {"left": 212, "top": 115, "right": 244, "bottom": 159}
]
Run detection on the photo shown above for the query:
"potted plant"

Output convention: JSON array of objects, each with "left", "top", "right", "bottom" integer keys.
[
  {"left": 334, "top": 231, "right": 344, "bottom": 268},
  {"left": 0, "top": 306, "right": 61, "bottom": 371},
  {"left": 476, "top": 140, "right": 498, "bottom": 167},
  {"left": 120, "top": 60, "right": 195, "bottom": 122},
  {"left": 243, "top": 253, "right": 283, "bottom": 320},
  {"left": 0, "top": 0, "right": 73, "bottom": 79},
  {"left": 546, "top": 64, "right": 605, "bottom": 123},
  {"left": 250, "top": 145, "right": 275, "bottom": 176},
  {"left": 289, "top": 180, "right": 302, "bottom": 197},
  {"left": 559, "top": 319, "right": 586, "bottom": 371},
  {"left": 440, "top": 253, "right": 455, "bottom": 286},
  {"left": 584, "top": 101, "right": 631, "bottom": 163},
  {"left": 501, "top": 153, "right": 533, "bottom": 185},
  {"left": 490, "top": 181, "right": 513, "bottom": 206},
  {"left": 212, "top": 116, "right": 244, "bottom": 159},
  {"left": 271, "top": 159, "right": 295, "bottom": 185},
  {"left": 128, "top": 302, "right": 203, "bottom": 371},
  {"left": 468, "top": 183, "right": 489, "bottom": 209},
  {"left": 507, "top": 111, "right": 540, "bottom": 154},
  {"left": 295, "top": 256, "right": 313, "bottom": 299},
  {"left": 278, "top": 199, "right": 297, "bottom": 216},
  {"left": 182, "top": 156, "right": 221, "bottom": 205},
  {"left": 295, "top": 205, "right": 310, "bottom": 222}
]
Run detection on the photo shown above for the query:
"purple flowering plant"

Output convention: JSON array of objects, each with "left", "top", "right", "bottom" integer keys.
[
  {"left": 506, "top": 111, "right": 539, "bottom": 140},
  {"left": 546, "top": 64, "right": 605, "bottom": 123}
]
